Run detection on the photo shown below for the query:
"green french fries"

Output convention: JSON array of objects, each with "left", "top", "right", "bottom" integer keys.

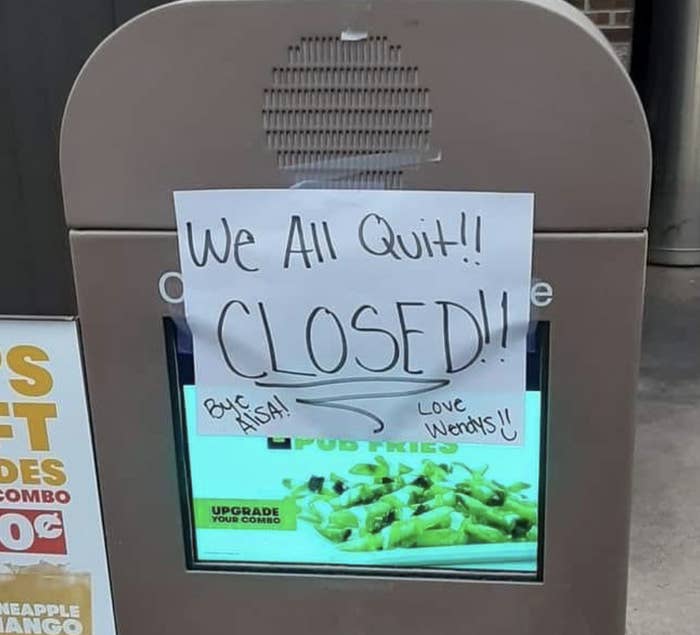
[
  {"left": 415, "top": 529, "right": 466, "bottom": 548},
  {"left": 315, "top": 525, "right": 352, "bottom": 543},
  {"left": 463, "top": 522, "right": 510, "bottom": 544},
  {"left": 284, "top": 456, "right": 538, "bottom": 552}
]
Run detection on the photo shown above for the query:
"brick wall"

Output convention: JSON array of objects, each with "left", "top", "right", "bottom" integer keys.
[{"left": 568, "top": 0, "right": 635, "bottom": 68}]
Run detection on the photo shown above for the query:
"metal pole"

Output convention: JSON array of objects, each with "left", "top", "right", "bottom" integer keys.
[{"left": 641, "top": 0, "right": 700, "bottom": 265}]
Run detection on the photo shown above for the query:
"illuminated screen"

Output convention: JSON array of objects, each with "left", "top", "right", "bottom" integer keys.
[{"left": 168, "top": 321, "right": 547, "bottom": 579}]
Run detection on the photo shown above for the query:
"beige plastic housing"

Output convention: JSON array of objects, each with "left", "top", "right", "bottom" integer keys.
[
  {"left": 60, "top": 2, "right": 651, "bottom": 635},
  {"left": 61, "top": 0, "right": 650, "bottom": 232}
]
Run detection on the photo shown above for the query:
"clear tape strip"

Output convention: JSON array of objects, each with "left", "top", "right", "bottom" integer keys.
[{"left": 288, "top": 148, "right": 442, "bottom": 189}]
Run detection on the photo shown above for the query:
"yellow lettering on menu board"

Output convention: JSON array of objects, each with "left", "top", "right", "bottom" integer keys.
[
  {"left": 0, "top": 457, "right": 66, "bottom": 486},
  {"left": 42, "top": 458, "right": 67, "bottom": 486},
  {"left": 19, "top": 458, "right": 42, "bottom": 484},
  {"left": 0, "top": 345, "right": 58, "bottom": 455},
  {"left": 0, "top": 458, "right": 17, "bottom": 482},
  {"left": 7, "top": 345, "right": 53, "bottom": 397},
  {"left": 0, "top": 402, "right": 10, "bottom": 445},
  {"left": 12, "top": 402, "right": 58, "bottom": 451}
]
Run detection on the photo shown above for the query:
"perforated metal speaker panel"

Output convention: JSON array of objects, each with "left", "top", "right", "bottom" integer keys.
[{"left": 263, "top": 36, "right": 433, "bottom": 188}]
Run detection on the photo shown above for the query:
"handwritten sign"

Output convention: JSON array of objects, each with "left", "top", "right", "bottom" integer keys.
[{"left": 175, "top": 190, "right": 533, "bottom": 445}]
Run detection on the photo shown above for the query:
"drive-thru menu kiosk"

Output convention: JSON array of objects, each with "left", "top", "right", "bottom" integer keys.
[{"left": 60, "top": 1, "right": 650, "bottom": 633}]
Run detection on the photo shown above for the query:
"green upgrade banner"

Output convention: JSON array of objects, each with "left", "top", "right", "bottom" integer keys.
[{"left": 194, "top": 499, "right": 297, "bottom": 530}]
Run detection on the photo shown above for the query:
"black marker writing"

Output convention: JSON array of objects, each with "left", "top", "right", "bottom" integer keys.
[
  {"left": 351, "top": 305, "right": 400, "bottom": 373},
  {"left": 498, "top": 408, "right": 517, "bottom": 442},
  {"left": 284, "top": 215, "right": 337, "bottom": 269},
  {"left": 187, "top": 218, "right": 231, "bottom": 267},
  {"left": 501, "top": 291, "right": 509, "bottom": 349},
  {"left": 476, "top": 215, "right": 482, "bottom": 254},
  {"left": 186, "top": 218, "right": 258, "bottom": 271},
  {"left": 417, "top": 397, "right": 466, "bottom": 415},
  {"left": 217, "top": 300, "right": 266, "bottom": 379},
  {"left": 358, "top": 212, "right": 483, "bottom": 265},
  {"left": 271, "top": 376, "right": 451, "bottom": 434},
  {"left": 436, "top": 300, "right": 484, "bottom": 373},
  {"left": 305, "top": 307, "right": 348, "bottom": 374},
  {"left": 396, "top": 302, "right": 425, "bottom": 375},
  {"left": 424, "top": 415, "right": 498, "bottom": 439},
  {"left": 217, "top": 299, "right": 489, "bottom": 380},
  {"left": 259, "top": 302, "right": 316, "bottom": 377},
  {"left": 478, "top": 289, "right": 491, "bottom": 344},
  {"left": 203, "top": 393, "right": 291, "bottom": 435}
]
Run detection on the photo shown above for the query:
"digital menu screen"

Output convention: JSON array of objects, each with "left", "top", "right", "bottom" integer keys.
[{"left": 168, "top": 321, "right": 547, "bottom": 578}]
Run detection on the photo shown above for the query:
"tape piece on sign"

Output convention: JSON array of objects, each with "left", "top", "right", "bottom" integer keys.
[
  {"left": 289, "top": 149, "right": 443, "bottom": 189},
  {"left": 340, "top": 28, "right": 369, "bottom": 42}
]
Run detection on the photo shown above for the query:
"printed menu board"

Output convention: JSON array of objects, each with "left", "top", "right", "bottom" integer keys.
[{"left": 0, "top": 320, "right": 115, "bottom": 635}]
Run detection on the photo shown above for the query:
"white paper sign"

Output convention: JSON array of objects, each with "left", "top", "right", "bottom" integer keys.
[
  {"left": 0, "top": 319, "right": 116, "bottom": 635},
  {"left": 175, "top": 190, "right": 533, "bottom": 445}
]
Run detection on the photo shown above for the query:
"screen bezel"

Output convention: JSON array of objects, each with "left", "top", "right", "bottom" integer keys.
[{"left": 164, "top": 318, "right": 549, "bottom": 582}]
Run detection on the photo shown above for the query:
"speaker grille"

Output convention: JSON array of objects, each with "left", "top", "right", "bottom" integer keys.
[{"left": 263, "top": 36, "right": 433, "bottom": 188}]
